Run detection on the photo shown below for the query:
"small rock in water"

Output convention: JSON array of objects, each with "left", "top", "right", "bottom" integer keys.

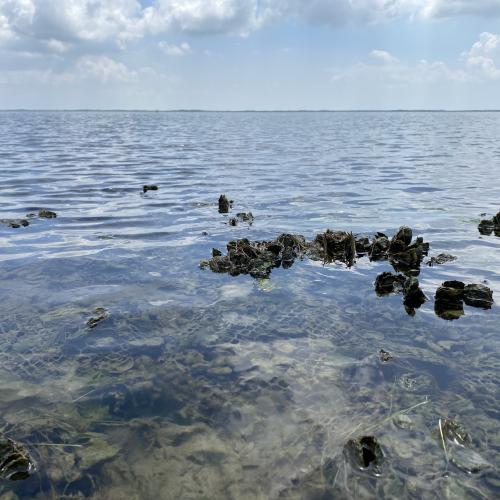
[
  {"left": 374, "top": 272, "right": 406, "bottom": 295},
  {"left": 228, "top": 218, "right": 238, "bottom": 226},
  {"left": 427, "top": 253, "right": 457, "bottom": 266},
  {"left": 212, "top": 248, "right": 222, "bottom": 257},
  {"left": 1, "top": 219, "right": 30, "bottom": 228},
  {"left": 0, "top": 435, "right": 36, "bottom": 481},
  {"left": 344, "top": 436, "right": 384, "bottom": 475},
  {"left": 393, "top": 414, "right": 413, "bottom": 429},
  {"left": 379, "top": 349, "right": 394, "bottom": 363},
  {"left": 463, "top": 283, "right": 494, "bottom": 309},
  {"left": 218, "top": 194, "right": 230, "bottom": 214},
  {"left": 478, "top": 211, "right": 500, "bottom": 236},
  {"left": 86, "top": 307, "right": 109, "bottom": 329},
  {"left": 143, "top": 185, "right": 158, "bottom": 193},
  {"left": 38, "top": 209, "right": 57, "bottom": 218},
  {"left": 236, "top": 212, "right": 254, "bottom": 223}
]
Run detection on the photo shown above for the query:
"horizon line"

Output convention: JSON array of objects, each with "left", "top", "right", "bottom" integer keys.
[{"left": 2, "top": 108, "right": 500, "bottom": 113}]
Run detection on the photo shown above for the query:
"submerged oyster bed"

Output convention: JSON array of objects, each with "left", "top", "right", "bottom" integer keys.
[{"left": 1, "top": 110, "right": 500, "bottom": 499}]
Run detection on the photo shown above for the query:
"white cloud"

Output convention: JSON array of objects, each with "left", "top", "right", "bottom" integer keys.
[
  {"left": 331, "top": 32, "right": 500, "bottom": 86},
  {"left": 332, "top": 50, "right": 469, "bottom": 85},
  {"left": 463, "top": 32, "right": 500, "bottom": 79},
  {"left": 370, "top": 49, "right": 399, "bottom": 64},
  {"left": 75, "top": 55, "right": 137, "bottom": 83},
  {"left": 2, "top": 0, "right": 500, "bottom": 56},
  {"left": 0, "top": 14, "right": 14, "bottom": 43},
  {"left": 417, "top": 0, "right": 500, "bottom": 19},
  {"left": 158, "top": 40, "right": 191, "bottom": 56}
]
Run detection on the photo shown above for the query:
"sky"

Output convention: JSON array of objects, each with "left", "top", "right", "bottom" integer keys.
[{"left": 1, "top": 0, "right": 500, "bottom": 110}]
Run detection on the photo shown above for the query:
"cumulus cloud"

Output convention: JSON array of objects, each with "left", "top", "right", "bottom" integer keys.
[
  {"left": 75, "top": 55, "right": 137, "bottom": 82},
  {"left": 417, "top": 0, "right": 500, "bottom": 19},
  {"left": 158, "top": 40, "right": 191, "bottom": 56},
  {"left": 329, "top": 32, "right": 500, "bottom": 87},
  {"left": 463, "top": 32, "right": 500, "bottom": 79},
  {"left": 1, "top": 0, "right": 500, "bottom": 56},
  {"left": 332, "top": 50, "right": 470, "bottom": 85}
]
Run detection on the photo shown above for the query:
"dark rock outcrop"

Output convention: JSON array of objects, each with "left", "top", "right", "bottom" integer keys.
[{"left": 143, "top": 185, "right": 158, "bottom": 193}]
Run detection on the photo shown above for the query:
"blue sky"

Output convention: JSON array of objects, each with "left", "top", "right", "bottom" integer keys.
[{"left": 1, "top": 1, "right": 500, "bottom": 109}]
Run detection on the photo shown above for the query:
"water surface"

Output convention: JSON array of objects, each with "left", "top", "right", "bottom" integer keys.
[{"left": 0, "top": 111, "right": 499, "bottom": 499}]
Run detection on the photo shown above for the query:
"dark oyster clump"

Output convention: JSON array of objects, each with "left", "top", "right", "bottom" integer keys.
[
  {"left": 38, "top": 209, "right": 57, "bottom": 218},
  {"left": 427, "top": 253, "right": 457, "bottom": 266},
  {"left": 0, "top": 436, "right": 36, "bottom": 481},
  {"left": 369, "top": 226, "right": 429, "bottom": 274},
  {"left": 201, "top": 234, "right": 306, "bottom": 279},
  {"left": 308, "top": 230, "right": 357, "bottom": 267},
  {"left": 435, "top": 281, "right": 465, "bottom": 320},
  {"left": 379, "top": 349, "right": 394, "bottom": 363},
  {"left": 374, "top": 272, "right": 406, "bottom": 295},
  {"left": 478, "top": 211, "right": 500, "bottom": 236},
  {"left": 86, "top": 307, "right": 110, "bottom": 329},
  {"left": 344, "top": 436, "right": 384, "bottom": 475},
  {"left": 463, "top": 284, "right": 494, "bottom": 309},
  {"left": 1, "top": 218, "right": 30, "bottom": 228},
  {"left": 203, "top": 226, "right": 430, "bottom": 279},
  {"left": 435, "top": 281, "right": 493, "bottom": 320},
  {"left": 218, "top": 194, "right": 231, "bottom": 214},
  {"left": 143, "top": 185, "right": 158, "bottom": 193},
  {"left": 403, "top": 277, "right": 427, "bottom": 315}
]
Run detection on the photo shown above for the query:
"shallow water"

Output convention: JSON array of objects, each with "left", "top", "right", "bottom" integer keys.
[{"left": 0, "top": 111, "right": 499, "bottom": 499}]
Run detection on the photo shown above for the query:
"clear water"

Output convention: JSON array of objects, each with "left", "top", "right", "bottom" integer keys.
[{"left": 0, "top": 111, "right": 499, "bottom": 499}]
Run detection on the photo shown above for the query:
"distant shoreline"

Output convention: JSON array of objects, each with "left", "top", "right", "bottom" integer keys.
[{"left": 1, "top": 109, "right": 500, "bottom": 113}]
